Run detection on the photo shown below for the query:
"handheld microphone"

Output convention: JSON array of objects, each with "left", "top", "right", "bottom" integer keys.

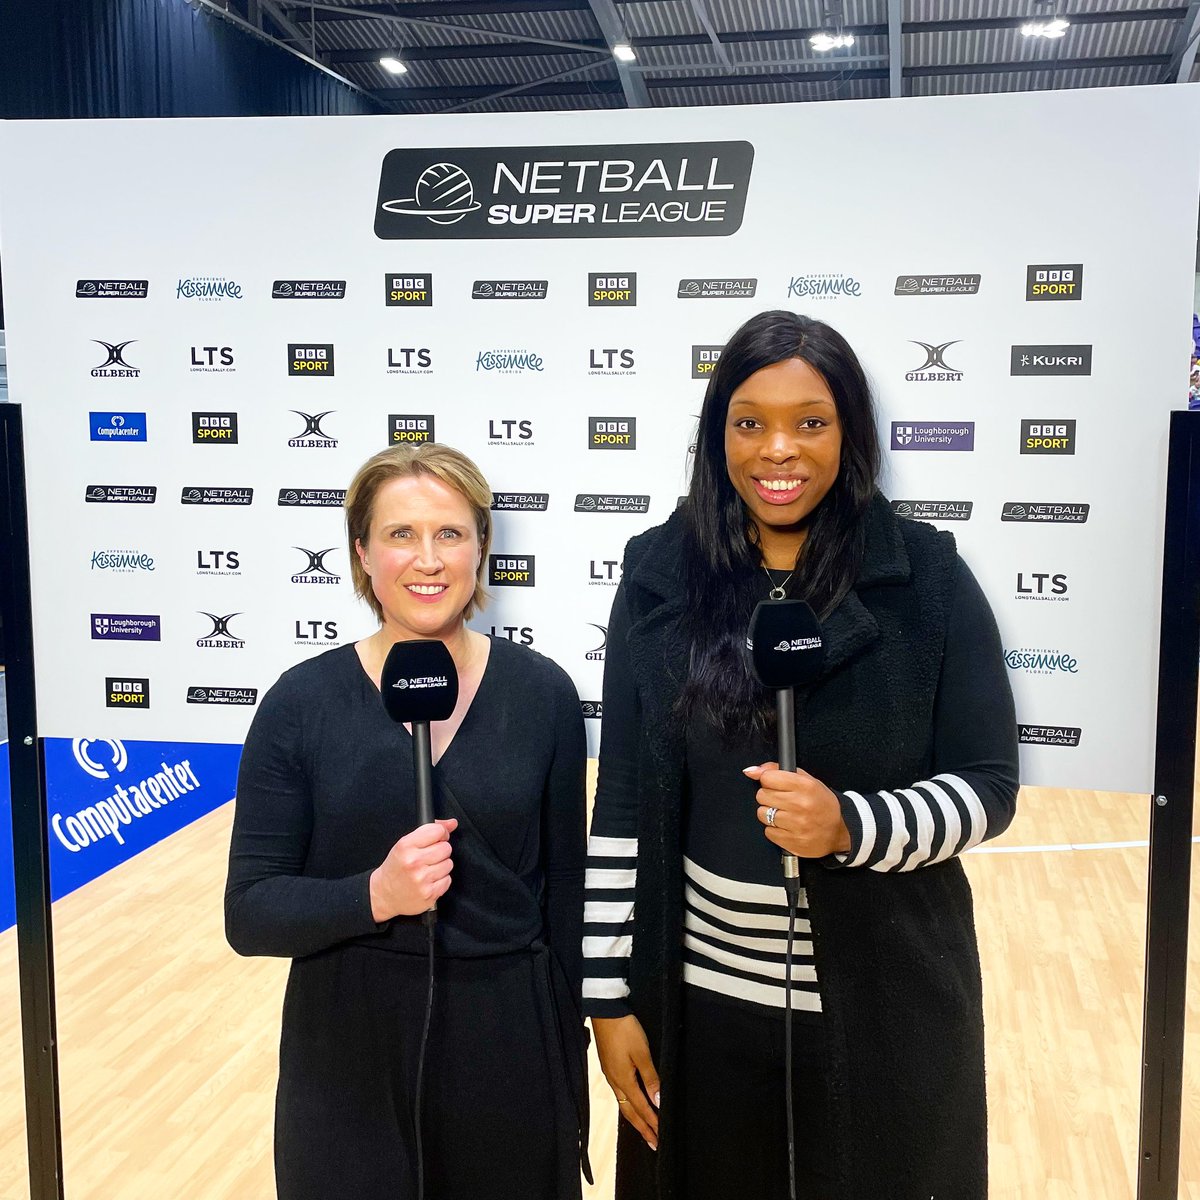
[
  {"left": 747, "top": 600, "right": 825, "bottom": 894},
  {"left": 380, "top": 639, "right": 459, "bottom": 913},
  {"left": 747, "top": 600, "right": 825, "bottom": 1200}
]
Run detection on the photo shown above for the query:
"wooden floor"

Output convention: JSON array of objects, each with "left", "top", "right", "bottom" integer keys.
[{"left": 1, "top": 772, "right": 1198, "bottom": 1199}]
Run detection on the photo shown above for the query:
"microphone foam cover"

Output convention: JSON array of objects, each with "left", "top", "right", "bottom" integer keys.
[
  {"left": 747, "top": 600, "right": 825, "bottom": 690},
  {"left": 380, "top": 639, "right": 459, "bottom": 723}
]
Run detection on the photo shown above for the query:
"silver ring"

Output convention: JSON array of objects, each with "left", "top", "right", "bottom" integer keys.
[{"left": 765, "top": 806, "right": 778, "bottom": 827}]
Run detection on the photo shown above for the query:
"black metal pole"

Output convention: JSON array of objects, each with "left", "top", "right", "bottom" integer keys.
[
  {"left": 1137, "top": 408, "right": 1199, "bottom": 1200},
  {"left": 0, "top": 403, "right": 65, "bottom": 1200}
]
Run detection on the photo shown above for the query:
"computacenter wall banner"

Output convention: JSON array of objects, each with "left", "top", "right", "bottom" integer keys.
[{"left": 0, "top": 90, "right": 1196, "bottom": 911}]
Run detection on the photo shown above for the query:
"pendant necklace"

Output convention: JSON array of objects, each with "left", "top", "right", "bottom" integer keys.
[{"left": 763, "top": 565, "right": 794, "bottom": 602}]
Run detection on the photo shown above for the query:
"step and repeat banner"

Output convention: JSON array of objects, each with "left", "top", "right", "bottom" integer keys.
[{"left": 0, "top": 86, "right": 1198, "bottom": 924}]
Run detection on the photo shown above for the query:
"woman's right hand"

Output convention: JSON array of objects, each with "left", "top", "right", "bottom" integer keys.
[
  {"left": 369, "top": 818, "right": 457, "bottom": 920},
  {"left": 593, "top": 1014, "right": 661, "bottom": 1150}
]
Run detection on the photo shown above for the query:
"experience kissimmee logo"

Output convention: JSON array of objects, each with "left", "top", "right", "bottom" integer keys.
[{"left": 374, "top": 142, "right": 754, "bottom": 240}]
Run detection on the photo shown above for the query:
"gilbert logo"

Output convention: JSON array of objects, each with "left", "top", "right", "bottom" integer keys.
[
  {"left": 588, "top": 273, "right": 636, "bottom": 305},
  {"left": 385, "top": 273, "right": 433, "bottom": 306},
  {"left": 77, "top": 279, "right": 148, "bottom": 299},
  {"left": 288, "top": 344, "right": 335, "bottom": 376},
  {"left": 677, "top": 278, "right": 757, "bottom": 299},
  {"left": 489, "top": 555, "right": 535, "bottom": 586},
  {"left": 389, "top": 415, "right": 435, "bottom": 444},
  {"left": 272, "top": 280, "right": 346, "bottom": 300},
  {"left": 692, "top": 345, "right": 723, "bottom": 378},
  {"left": 589, "top": 417, "right": 636, "bottom": 449},
  {"left": 374, "top": 143, "right": 754, "bottom": 240},
  {"left": 586, "top": 624, "right": 607, "bottom": 661},
  {"left": 292, "top": 547, "right": 341, "bottom": 585},
  {"left": 197, "top": 612, "right": 246, "bottom": 650},
  {"left": 91, "top": 340, "right": 141, "bottom": 378},
  {"left": 106, "top": 677, "right": 150, "bottom": 708},
  {"left": 905, "top": 341, "right": 963, "bottom": 382},
  {"left": 471, "top": 280, "right": 549, "bottom": 300},
  {"left": 288, "top": 411, "right": 338, "bottom": 448},
  {"left": 1026, "top": 264, "right": 1083, "bottom": 301}
]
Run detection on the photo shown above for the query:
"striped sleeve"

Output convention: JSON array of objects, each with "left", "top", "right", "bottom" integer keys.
[
  {"left": 830, "top": 556, "right": 1019, "bottom": 874},
  {"left": 583, "top": 585, "right": 640, "bottom": 1018}
]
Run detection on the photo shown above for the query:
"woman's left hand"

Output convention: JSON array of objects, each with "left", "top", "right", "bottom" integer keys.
[{"left": 743, "top": 763, "right": 852, "bottom": 858}]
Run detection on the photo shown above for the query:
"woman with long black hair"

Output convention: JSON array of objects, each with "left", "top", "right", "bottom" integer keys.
[{"left": 584, "top": 310, "right": 1019, "bottom": 1200}]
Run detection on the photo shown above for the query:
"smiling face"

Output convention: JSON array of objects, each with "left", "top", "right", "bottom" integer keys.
[
  {"left": 354, "top": 474, "right": 482, "bottom": 642},
  {"left": 723, "top": 357, "right": 843, "bottom": 566}
]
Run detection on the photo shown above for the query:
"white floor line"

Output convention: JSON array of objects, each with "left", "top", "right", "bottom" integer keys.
[{"left": 970, "top": 836, "right": 1200, "bottom": 855}]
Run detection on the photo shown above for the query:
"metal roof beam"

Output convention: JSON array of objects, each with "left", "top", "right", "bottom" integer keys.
[
  {"left": 688, "top": 0, "right": 732, "bottom": 68},
  {"left": 284, "top": 0, "right": 589, "bottom": 18},
  {"left": 583, "top": 0, "right": 651, "bottom": 105},
  {"left": 328, "top": 40, "right": 605, "bottom": 62},
  {"left": 259, "top": 0, "right": 318, "bottom": 50},
  {"left": 1163, "top": 0, "right": 1200, "bottom": 79},
  {"left": 887, "top": 0, "right": 902, "bottom": 95},
  {"left": 378, "top": 78, "right": 622, "bottom": 99},
  {"left": 911, "top": 53, "right": 1170, "bottom": 76}
]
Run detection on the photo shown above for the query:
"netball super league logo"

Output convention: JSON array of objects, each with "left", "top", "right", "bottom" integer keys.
[{"left": 381, "top": 162, "right": 482, "bottom": 225}]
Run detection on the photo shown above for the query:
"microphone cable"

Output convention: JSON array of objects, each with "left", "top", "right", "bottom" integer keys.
[
  {"left": 414, "top": 910, "right": 436, "bottom": 1200},
  {"left": 783, "top": 875, "right": 800, "bottom": 1200}
]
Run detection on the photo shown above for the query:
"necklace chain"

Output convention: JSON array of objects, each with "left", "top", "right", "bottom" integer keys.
[{"left": 763, "top": 564, "right": 794, "bottom": 602}]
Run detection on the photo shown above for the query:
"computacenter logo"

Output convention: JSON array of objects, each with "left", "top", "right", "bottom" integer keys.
[
  {"left": 90, "top": 412, "right": 147, "bottom": 441},
  {"left": 374, "top": 142, "right": 754, "bottom": 240}
]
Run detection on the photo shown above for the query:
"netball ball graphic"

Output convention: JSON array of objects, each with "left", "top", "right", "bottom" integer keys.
[{"left": 381, "top": 162, "right": 483, "bottom": 225}]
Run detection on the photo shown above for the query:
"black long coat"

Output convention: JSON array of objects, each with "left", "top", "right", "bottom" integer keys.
[{"left": 611, "top": 497, "right": 1015, "bottom": 1200}]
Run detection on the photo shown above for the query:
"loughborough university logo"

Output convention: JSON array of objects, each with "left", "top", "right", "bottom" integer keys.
[{"left": 375, "top": 143, "right": 754, "bottom": 240}]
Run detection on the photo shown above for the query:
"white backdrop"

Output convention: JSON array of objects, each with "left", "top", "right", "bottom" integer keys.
[{"left": 1, "top": 86, "right": 1197, "bottom": 794}]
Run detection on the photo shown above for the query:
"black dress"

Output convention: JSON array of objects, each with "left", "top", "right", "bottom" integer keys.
[{"left": 225, "top": 637, "right": 590, "bottom": 1200}]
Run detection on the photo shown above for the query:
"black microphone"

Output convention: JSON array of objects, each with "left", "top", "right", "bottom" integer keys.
[
  {"left": 380, "top": 639, "right": 459, "bottom": 916},
  {"left": 747, "top": 600, "right": 825, "bottom": 896}
]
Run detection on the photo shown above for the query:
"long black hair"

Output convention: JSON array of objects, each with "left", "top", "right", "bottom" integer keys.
[{"left": 679, "top": 310, "right": 881, "bottom": 740}]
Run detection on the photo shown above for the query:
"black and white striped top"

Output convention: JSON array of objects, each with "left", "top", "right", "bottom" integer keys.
[{"left": 583, "top": 570, "right": 1017, "bottom": 1020}]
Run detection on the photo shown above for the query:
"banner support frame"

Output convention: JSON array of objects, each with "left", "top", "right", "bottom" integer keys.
[
  {"left": 1, "top": 403, "right": 65, "bottom": 1200},
  {"left": 1137, "top": 407, "right": 1199, "bottom": 1200}
]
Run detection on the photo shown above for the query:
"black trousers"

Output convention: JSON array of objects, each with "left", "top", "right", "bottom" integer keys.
[
  {"left": 274, "top": 944, "right": 563, "bottom": 1200},
  {"left": 678, "top": 986, "right": 839, "bottom": 1200}
]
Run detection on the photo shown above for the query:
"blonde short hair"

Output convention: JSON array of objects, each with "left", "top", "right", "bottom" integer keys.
[{"left": 345, "top": 443, "right": 493, "bottom": 623}]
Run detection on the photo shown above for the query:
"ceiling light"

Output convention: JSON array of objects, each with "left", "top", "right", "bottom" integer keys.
[
  {"left": 809, "top": 32, "right": 855, "bottom": 51},
  {"left": 379, "top": 56, "right": 409, "bottom": 75},
  {"left": 613, "top": 43, "right": 637, "bottom": 62},
  {"left": 1020, "top": 18, "right": 1069, "bottom": 37}
]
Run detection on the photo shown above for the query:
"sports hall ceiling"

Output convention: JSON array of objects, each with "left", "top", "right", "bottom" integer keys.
[{"left": 216, "top": 0, "right": 1200, "bottom": 115}]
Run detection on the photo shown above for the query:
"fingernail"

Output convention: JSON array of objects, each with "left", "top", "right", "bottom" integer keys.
[
  {"left": 654, "top": 1091, "right": 661, "bottom": 1108},
  {"left": 742, "top": 767, "right": 756, "bottom": 775},
  {"left": 650, "top": 1142, "right": 658, "bottom": 1152}
]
